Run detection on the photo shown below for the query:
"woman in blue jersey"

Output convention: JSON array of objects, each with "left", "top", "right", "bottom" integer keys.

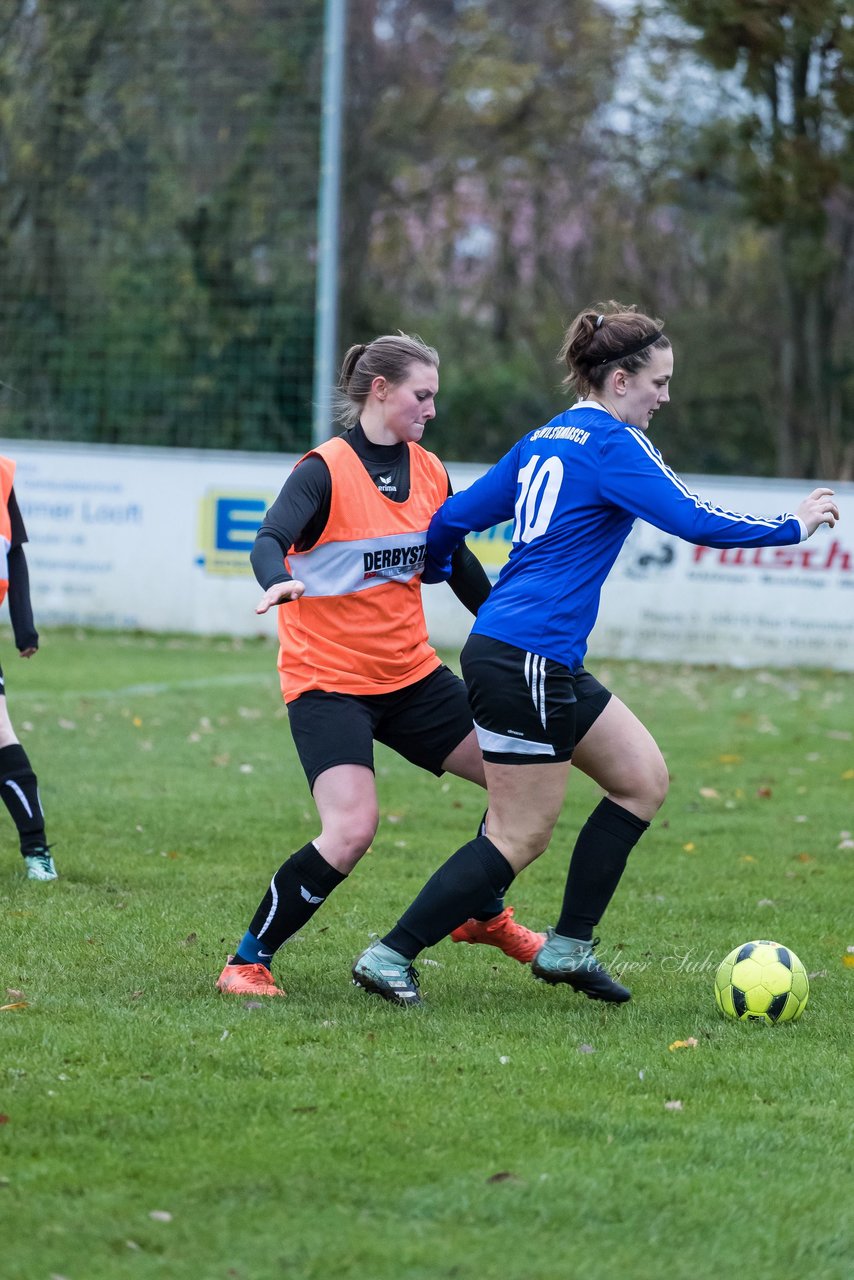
[{"left": 353, "top": 300, "right": 839, "bottom": 1006}]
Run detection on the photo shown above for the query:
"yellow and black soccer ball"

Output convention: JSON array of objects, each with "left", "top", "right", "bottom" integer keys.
[{"left": 714, "top": 939, "right": 809, "bottom": 1024}]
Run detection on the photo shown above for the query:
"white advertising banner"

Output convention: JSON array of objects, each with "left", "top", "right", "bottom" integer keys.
[{"left": 3, "top": 440, "right": 852, "bottom": 671}]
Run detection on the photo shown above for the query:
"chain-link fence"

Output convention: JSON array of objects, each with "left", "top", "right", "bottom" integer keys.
[{"left": 0, "top": 0, "right": 322, "bottom": 454}]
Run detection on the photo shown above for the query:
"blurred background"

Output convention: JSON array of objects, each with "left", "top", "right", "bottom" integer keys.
[{"left": 0, "top": 0, "right": 852, "bottom": 478}]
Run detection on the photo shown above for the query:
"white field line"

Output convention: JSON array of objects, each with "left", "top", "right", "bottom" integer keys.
[{"left": 18, "top": 672, "right": 278, "bottom": 701}]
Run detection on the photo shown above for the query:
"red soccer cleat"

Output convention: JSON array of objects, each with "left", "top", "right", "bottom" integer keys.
[
  {"left": 216, "top": 961, "right": 286, "bottom": 997},
  {"left": 451, "top": 906, "right": 546, "bottom": 964}
]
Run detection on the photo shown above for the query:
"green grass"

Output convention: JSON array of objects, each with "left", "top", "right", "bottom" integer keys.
[{"left": 1, "top": 629, "right": 853, "bottom": 1280}]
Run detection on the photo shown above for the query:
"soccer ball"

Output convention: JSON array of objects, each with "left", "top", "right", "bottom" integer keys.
[{"left": 714, "top": 939, "right": 809, "bottom": 1024}]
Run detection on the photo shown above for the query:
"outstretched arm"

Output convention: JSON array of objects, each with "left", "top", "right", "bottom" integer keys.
[
  {"left": 602, "top": 429, "right": 837, "bottom": 548},
  {"left": 795, "top": 487, "right": 839, "bottom": 535}
]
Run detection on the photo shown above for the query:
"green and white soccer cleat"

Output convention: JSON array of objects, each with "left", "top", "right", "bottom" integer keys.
[
  {"left": 531, "top": 931, "right": 630, "bottom": 1003},
  {"left": 352, "top": 942, "right": 422, "bottom": 1006},
  {"left": 24, "top": 851, "right": 58, "bottom": 881}
]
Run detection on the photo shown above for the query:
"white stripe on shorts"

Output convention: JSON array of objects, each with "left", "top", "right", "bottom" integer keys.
[
  {"left": 523, "top": 651, "right": 548, "bottom": 729},
  {"left": 473, "top": 720, "right": 555, "bottom": 757}
]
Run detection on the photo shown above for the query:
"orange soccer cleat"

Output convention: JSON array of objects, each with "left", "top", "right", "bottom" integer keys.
[
  {"left": 216, "top": 960, "right": 286, "bottom": 997},
  {"left": 451, "top": 906, "right": 546, "bottom": 964}
]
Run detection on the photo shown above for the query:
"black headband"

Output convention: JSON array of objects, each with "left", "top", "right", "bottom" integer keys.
[{"left": 594, "top": 329, "right": 664, "bottom": 366}]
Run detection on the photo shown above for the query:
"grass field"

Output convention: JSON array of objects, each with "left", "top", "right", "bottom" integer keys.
[{"left": 1, "top": 627, "right": 853, "bottom": 1280}]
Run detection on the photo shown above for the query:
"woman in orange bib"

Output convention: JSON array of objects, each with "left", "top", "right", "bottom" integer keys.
[
  {"left": 0, "top": 455, "right": 57, "bottom": 880},
  {"left": 217, "top": 333, "right": 543, "bottom": 997}
]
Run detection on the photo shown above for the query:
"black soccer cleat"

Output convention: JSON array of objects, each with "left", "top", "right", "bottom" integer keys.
[{"left": 531, "top": 932, "right": 631, "bottom": 1003}]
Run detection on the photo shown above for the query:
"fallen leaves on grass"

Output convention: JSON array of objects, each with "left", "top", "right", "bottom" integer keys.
[
  {"left": 5, "top": 988, "right": 25, "bottom": 999},
  {"left": 664, "top": 1100, "right": 684, "bottom": 1111},
  {"left": 486, "top": 1171, "right": 520, "bottom": 1184},
  {"left": 0, "top": 1002, "right": 28, "bottom": 1012},
  {"left": 757, "top": 786, "right": 773, "bottom": 798},
  {"left": 699, "top": 788, "right": 720, "bottom": 799},
  {"left": 682, "top": 842, "right": 695, "bottom": 853},
  {"left": 577, "top": 1044, "right": 596, "bottom": 1054},
  {"left": 0, "top": 1115, "right": 9, "bottom": 1124},
  {"left": 668, "top": 1038, "right": 698, "bottom": 1051},
  {"left": 149, "top": 1210, "right": 173, "bottom": 1222},
  {"left": 843, "top": 947, "right": 854, "bottom": 970}
]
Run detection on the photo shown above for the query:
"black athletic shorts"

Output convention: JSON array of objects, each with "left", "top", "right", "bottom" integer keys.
[
  {"left": 287, "top": 664, "right": 475, "bottom": 791},
  {"left": 461, "top": 633, "right": 611, "bottom": 765}
]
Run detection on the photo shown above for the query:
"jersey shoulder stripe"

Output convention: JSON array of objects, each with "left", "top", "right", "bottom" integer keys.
[{"left": 622, "top": 426, "right": 785, "bottom": 530}]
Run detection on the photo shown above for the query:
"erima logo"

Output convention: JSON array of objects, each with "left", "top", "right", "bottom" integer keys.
[
  {"left": 300, "top": 886, "right": 324, "bottom": 904},
  {"left": 379, "top": 474, "right": 392, "bottom": 485}
]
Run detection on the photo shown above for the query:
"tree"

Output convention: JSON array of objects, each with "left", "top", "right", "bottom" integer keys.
[
  {"left": 649, "top": 0, "right": 854, "bottom": 477},
  {"left": 0, "top": 0, "right": 324, "bottom": 450},
  {"left": 337, "top": 0, "right": 630, "bottom": 458}
]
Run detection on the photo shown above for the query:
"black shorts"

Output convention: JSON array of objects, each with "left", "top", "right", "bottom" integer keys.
[
  {"left": 287, "top": 665, "right": 475, "bottom": 791},
  {"left": 461, "top": 633, "right": 611, "bottom": 766}
]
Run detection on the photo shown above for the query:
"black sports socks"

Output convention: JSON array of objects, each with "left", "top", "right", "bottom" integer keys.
[
  {"left": 472, "top": 808, "right": 504, "bottom": 921},
  {"left": 556, "top": 797, "right": 649, "bottom": 941},
  {"left": 382, "top": 834, "right": 515, "bottom": 960},
  {"left": 0, "top": 742, "right": 47, "bottom": 856},
  {"left": 232, "top": 841, "right": 346, "bottom": 965}
]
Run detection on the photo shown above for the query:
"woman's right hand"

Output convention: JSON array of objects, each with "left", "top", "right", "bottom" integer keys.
[
  {"left": 255, "top": 580, "right": 306, "bottom": 614},
  {"left": 797, "top": 487, "right": 840, "bottom": 536}
]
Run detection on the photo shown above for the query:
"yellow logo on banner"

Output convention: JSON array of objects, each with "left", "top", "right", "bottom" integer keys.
[
  {"left": 468, "top": 520, "right": 514, "bottom": 575},
  {"left": 196, "top": 490, "right": 275, "bottom": 577},
  {"left": 195, "top": 492, "right": 514, "bottom": 580}
]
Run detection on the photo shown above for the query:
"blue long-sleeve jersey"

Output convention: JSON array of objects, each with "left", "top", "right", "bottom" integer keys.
[{"left": 426, "top": 403, "right": 806, "bottom": 669}]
